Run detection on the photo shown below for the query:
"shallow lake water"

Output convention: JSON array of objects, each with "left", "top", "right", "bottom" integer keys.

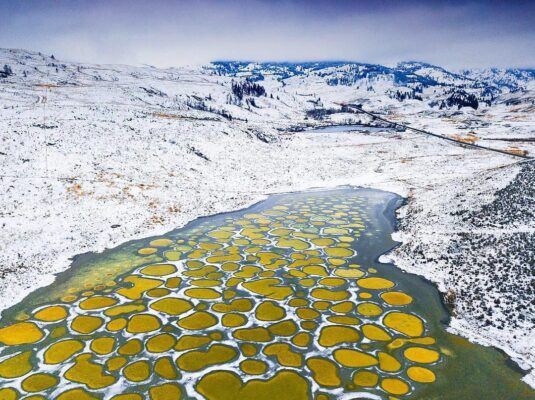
[
  {"left": 0, "top": 188, "right": 533, "bottom": 400},
  {"left": 305, "top": 125, "right": 394, "bottom": 134}
]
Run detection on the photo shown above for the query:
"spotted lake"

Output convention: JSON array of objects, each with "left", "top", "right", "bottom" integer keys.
[{"left": 0, "top": 188, "right": 533, "bottom": 400}]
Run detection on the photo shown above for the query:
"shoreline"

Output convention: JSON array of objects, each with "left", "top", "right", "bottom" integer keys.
[
  {"left": 2, "top": 181, "right": 533, "bottom": 390},
  {"left": 387, "top": 177, "right": 535, "bottom": 387},
  {"left": 384, "top": 194, "right": 535, "bottom": 387},
  {"left": 2, "top": 185, "right": 532, "bottom": 398}
]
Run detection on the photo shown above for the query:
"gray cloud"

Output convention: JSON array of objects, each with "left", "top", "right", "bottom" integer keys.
[{"left": 1, "top": 0, "right": 534, "bottom": 69}]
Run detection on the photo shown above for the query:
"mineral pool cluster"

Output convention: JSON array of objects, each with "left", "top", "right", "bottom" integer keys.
[{"left": 0, "top": 193, "right": 442, "bottom": 399}]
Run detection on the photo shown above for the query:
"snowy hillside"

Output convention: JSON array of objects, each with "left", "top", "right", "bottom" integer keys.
[{"left": 210, "top": 59, "right": 535, "bottom": 109}]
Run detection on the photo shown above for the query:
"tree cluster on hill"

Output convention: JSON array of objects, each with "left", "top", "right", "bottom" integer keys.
[
  {"left": 441, "top": 89, "right": 479, "bottom": 110},
  {"left": 389, "top": 89, "right": 423, "bottom": 102},
  {"left": 186, "top": 96, "right": 233, "bottom": 120},
  {"left": 0, "top": 64, "right": 13, "bottom": 78},
  {"left": 231, "top": 79, "right": 266, "bottom": 100},
  {"left": 306, "top": 107, "right": 341, "bottom": 120}
]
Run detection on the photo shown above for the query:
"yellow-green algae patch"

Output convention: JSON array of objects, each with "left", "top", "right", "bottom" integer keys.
[
  {"left": 381, "top": 291, "right": 413, "bottom": 305},
  {"left": 106, "top": 356, "right": 127, "bottom": 372},
  {"left": 34, "top": 305, "right": 68, "bottom": 322},
  {"left": 117, "top": 276, "right": 163, "bottom": 300},
  {"left": 104, "top": 303, "right": 146, "bottom": 317},
  {"left": 175, "top": 335, "right": 212, "bottom": 351},
  {"left": 306, "top": 357, "right": 342, "bottom": 387},
  {"left": 56, "top": 388, "right": 99, "bottom": 400},
  {"left": 0, "top": 351, "right": 33, "bottom": 378},
  {"left": 255, "top": 301, "right": 286, "bottom": 320},
  {"left": 353, "top": 370, "right": 379, "bottom": 387},
  {"left": 21, "top": 373, "right": 58, "bottom": 392},
  {"left": 362, "top": 324, "right": 392, "bottom": 341},
  {"left": 377, "top": 351, "right": 402, "bottom": 372},
  {"left": 126, "top": 314, "right": 161, "bottom": 333},
  {"left": 383, "top": 311, "right": 424, "bottom": 337},
  {"left": 184, "top": 287, "right": 221, "bottom": 299},
  {"left": 356, "top": 277, "right": 395, "bottom": 290},
  {"left": 222, "top": 313, "right": 247, "bottom": 327},
  {"left": 356, "top": 302, "right": 383, "bottom": 316},
  {"left": 268, "top": 319, "right": 298, "bottom": 336},
  {"left": 118, "top": 339, "right": 143, "bottom": 356},
  {"left": 149, "top": 383, "right": 183, "bottom": 400},
  {"left": 240, "top": 359, "right": 268, "bottom": 375},
  {"left": 196, "top": 370, "right": 309, "bottom": 400},
  {"left": 408, "top": 366, "right": 436, "bottom": 383},
  {"left": 318, "top": 326, "right": 360, "bottom": 347},
  {"left": 176, "top": 344, "right": 238, "bottom": 372},
  {"left": 0, "top": 388, "right": 18, "bottom": 400},
  {"left": 90, "top": 337, "right": 115, "bottom": 355},
  {"left": 154, "top": 357, "right": 178, "bottom": 379},
  {"left": 0, "top": 322, "right": 43, "bottom": 345},
  {"left": 381, "top": 377, "right": 410, "bottom": 395},
  {"left": 264, "top": 343, "right": 303, "bottom": 367},
  {"left": 233, "top": 326, "right": 273, "bottom": 342},
  {"left": 242, "top": 278, "right": 293, "bottom": 300},
  {"left": 146, "top": 333, "right": 176, "bottom": 353},
  {"left": 310, "top": 288, "right": 349, "bottom": 301},
  {"left": 70, "top": 315, "right": 103, "bottom": 334},
  {"left": 404, "top": 347, "right": 441, "bottom": 364},
  {"left": 111, "top": 394, "right": 143, "bottom": 400},
  {"left": 44, "top": 339, "right": 84, "bottom": 364},
  {"left": 333, "top": 349, "right": 378, "bottom": 368},
  {"left": 177, "top": 311, "right": 218, "bottom": 330},
  {"left": 123, "top": 360, "right": 151, "bottom": 382},
  {"left": 106, "top": 317, "right": 127, "bottom": 332},
  {"left": 138, "top": 247, "right": 157, "bottom": 256},
  {"left": 140, "top": 263, "right": 177, "bottom": 276},
  {"left": 64, "top": 353, "right": 117, "bottom": 389},
  {"left": 150, "top": 297, "right": 193, "bottom": 315},
  {"left": 149, "top": 239, "right": 173, "bottom": 247},
  {"left": 79, "top": 296, "right": 118, "bottom": 310}
]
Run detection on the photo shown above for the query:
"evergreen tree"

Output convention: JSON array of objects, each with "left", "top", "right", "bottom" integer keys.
[{"left": 1, "top": 64, "right": 13, "bottom": 77}]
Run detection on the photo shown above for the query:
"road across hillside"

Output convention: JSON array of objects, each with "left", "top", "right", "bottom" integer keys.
[{"left": 343, "top": 103, "right": 533, "bottom": 160}]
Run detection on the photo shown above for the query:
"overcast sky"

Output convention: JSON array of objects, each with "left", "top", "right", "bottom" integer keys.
[{"left": 1, "top": 0, "right": 534, "bottom": 70}]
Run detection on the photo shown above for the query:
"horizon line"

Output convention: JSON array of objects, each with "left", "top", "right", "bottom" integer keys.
[{"left": 2, "top": 47, "right": 535, "bottom": 71}]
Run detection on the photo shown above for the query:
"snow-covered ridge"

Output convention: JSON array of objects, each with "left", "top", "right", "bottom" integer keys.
[
  {"left": 209, "top": 59, "right": 535, "bottom": 100},
  {"left": 207, "top": 59, "right": 534, "bottom": 111},
  {"left": 2, "top": 48, "right": 534, "bottom": 114}
]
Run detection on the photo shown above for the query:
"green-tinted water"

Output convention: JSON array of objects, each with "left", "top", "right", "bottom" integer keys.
[{"left": 0, "top": 188, "right": 533, "bottom": 400}]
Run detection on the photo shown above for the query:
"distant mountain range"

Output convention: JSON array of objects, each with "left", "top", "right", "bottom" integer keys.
[
  {"left": 1, "top": 48, "right": 534, "bottom": 113},
  {"left": 209, "top": 61, "right": 535, "bottom": 109},
  {"left": 211, "top": 60, "right": 535, "bottom": 91}
]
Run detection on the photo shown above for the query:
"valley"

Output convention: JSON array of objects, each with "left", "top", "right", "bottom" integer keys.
[{"left": 1, "top": 48, "right": 534, "bottom": 392}]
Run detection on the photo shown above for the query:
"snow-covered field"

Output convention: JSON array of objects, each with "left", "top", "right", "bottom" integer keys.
[{"left": 1, "top": 49, "right": 534, "bottom": 386}]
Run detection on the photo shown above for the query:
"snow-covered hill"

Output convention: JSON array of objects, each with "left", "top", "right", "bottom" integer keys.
[
  {"left": 209, "top": 59, "right": 535, "bottom": 109},
  {"left": 2, "top": 48, "right": 534, "bottom": 116}
]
